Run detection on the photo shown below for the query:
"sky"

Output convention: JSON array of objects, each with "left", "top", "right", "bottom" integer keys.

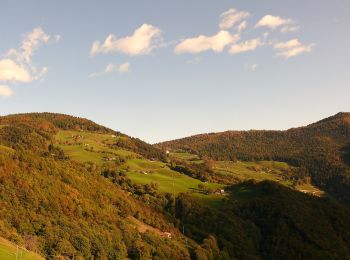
[{"left": 0, "top": 1, "right": 349, "bottom": 143}]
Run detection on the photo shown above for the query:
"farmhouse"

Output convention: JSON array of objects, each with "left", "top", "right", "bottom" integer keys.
[
  {"left": 214, "top": 189, "right": 225, "bottom": 195},
  {"left": 161, "top": 232, "right": 172, "bottom": 238}
]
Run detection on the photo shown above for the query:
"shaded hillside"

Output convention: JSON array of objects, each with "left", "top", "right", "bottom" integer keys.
[
  {"left": 176, "top": 180, "right": 350, "bottom": 260},
  {"left": 158, "top": 113, "right": 350, "bottom": 204}
]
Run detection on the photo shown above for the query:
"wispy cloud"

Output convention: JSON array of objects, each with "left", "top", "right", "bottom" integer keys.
[
  {"left": 0, "top": 85, "right": 13, "bottom": 97},
  {"left": 237, "top": 21, "right": 248, "bottom": 33},
  {"left": 245, "top": 63, "right": 258, "bottom": 72},
  {"left": 0, "top": 59, "right": 32, "bottom": 83},
  {"left": 174, "top": 30, "right": 239, "bottom": 54},
  {"left": 0, "top": 27, "right": 58, "bottom": 96},
  {"left": 274, "top": 38, "right": 314, "bottom": 58},
  {"left": 256, "top": 15, "right": 298, "bottom": 33},
  {"left": 89, "top": 62, "right": 130, "bottom": 77},
  {"left": 186, "top": 57, "right": 202, "bottom": 64},
  {"left": 219, "top": 8, "right": 250, "bottom": 30},
  {"left": 0, "top": 27, "right": 55, "bottom": 84},
  {"left": 90, "top": 24, "right": 162, "bottom": 56},
  {"left": 229, "top": 38, "right": 263, "bottom": 54},
  {"left": 174, "top": 8, "right": 309, "bottom": 59}
]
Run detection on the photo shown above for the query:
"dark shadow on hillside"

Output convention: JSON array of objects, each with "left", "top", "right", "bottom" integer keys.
[
  {"left": 176, "top": 180, "right": 350, "bottom": 259},
  {"left": 341, "top": 142, "right": 350, "bottom": 166}
]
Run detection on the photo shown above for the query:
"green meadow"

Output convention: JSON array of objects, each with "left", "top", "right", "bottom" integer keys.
[
  {"left": 170, "top": 151, "right": 325, "bottom": 196},
  {"left": 55, "top": 131, "right": 324, "bottom": 204},
  {"left": 55, "top": 131, "right": 225, "bottom": 205}
]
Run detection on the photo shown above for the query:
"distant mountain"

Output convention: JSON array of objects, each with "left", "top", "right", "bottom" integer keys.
[{"left": 157, "top": 113, "right": 350, "bottom": 204}]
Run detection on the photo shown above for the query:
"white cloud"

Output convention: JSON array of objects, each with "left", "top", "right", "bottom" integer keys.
[
  {"left": 55, "top": 35, "right": 61, "bottom": 42},
  {"left": 229, "top": 38, "right": 263, "bottom": 54},
  {"left": 274, "top": 38, "right": 314, "bottom": 58},
  {"left": 0, "top": 85, "right": 13, "bottom": 97},
  {"left": 0, "top": 27, "right": 55, "bottom": 89},
  {"left": 281, "top": 26, "right": 299, "bottom": 33},
  {"left": 274, "top": 39, "right": 301, "bottom": 49},
  {"left": 186, "top": 57, "right": 202, "bottom": 64},
  {"left": 175, "top": 30, "right": 239, "bottom": 54},
  {"left": 90, "top": 24, "right": 162, "bottom": 56},
  {"left": 118, "top": 62, "right": 130, "bottom": 73},
  {"left": 219, "top": 8, "right": 250, "bottom": 30},
  {"left": 89, "top": 62, "right": 130, "bottom": 77},
  {"left": 0, "top": 59, "right": 32, "bottom": 83},
  {"left": 249, "top": 64, "right": 258, "bottom": 71},
  {"left": 19, "top": 27, "right": 50, "bottom": 64},
  {"left": 237, "top": 21, "right": 248, "bottom": 33},
  {"left": 255, "top": 15, "right": 294, "bottom": 30},
  {"left": 105, "top": 64, "right": 115, "bottom": 73}
]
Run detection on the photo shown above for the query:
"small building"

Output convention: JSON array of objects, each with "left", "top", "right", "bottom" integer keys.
[
  {"left": 214, "top": 189, "right": 225, "bottom": 195},
  {"left": 162, "top": 232, "right": 172, "bottom": 238}
]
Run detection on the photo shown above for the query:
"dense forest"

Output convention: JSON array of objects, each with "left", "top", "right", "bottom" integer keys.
[
  {"left": 176, "top": 180, "right": 350, "bottom": 259},
  {"left": 158, "top": 112, "right": 350, "bottom": 205},
  {"left": 0, "top": 114, "right": 195, "bottom": 258},
  {"left": 1, "top": 113, "right": 350, "bottom": 259}
]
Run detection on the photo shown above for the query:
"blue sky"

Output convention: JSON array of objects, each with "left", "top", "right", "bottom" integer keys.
[{"left": 0, "top": 1, "right": 349, "bottom": 143}]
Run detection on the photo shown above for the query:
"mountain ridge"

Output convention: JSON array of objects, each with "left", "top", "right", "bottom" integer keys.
[{"left": 157, "top": 112, "right": 350, "bottom": 205}]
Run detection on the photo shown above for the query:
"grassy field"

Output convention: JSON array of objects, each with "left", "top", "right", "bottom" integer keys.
[
  {"left": 54, "top": 131, "right": 324, "bottom": 203},
  {"left": 170, "top": 151, "right": 203, "bottom": 163},
  {"left": 0, "top": 237, "right": 43, "bottom": 260},
  {"left": 213, "top": 160, "right": 292, "bottom": 185},
  {"left": 55, "top": 130, "right": 136, "bottom": 164},
  {"left": 122, "top": 158, "right": 224, "bottom": 205},
  {"left": 295, "top": 183, "right": 325, "bottom": 196},
  {"left": 54, "top": 131, "right": 226, "bottom": 205},
  {"left": 170, "top": 151, "right": 325, "bottom": 197}
]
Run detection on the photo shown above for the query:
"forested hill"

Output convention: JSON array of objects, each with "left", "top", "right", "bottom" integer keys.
[
  {"left": 0, "top": 113, "right": 195, "bottom": 258},
  {"left": 0, "top": 112, "right": 166, "bottom": 161},
  {"left": 157, "top": 112, "right": 350, "bottom": 204},
  {"left": 1, "top": 112, "right": 350, "bottom": 259}
]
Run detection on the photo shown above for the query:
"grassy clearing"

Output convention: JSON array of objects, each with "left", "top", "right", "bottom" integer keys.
[
  {"left": 122, "top": 158, "right": 224, "bottom": 205},
  {"left": 169, "top": 150, "right": 325, "bottom": 197},
  {"left": 0, "top": 237, "right": 43, "bottom": 260},
  {"left": 170, "top": 151, "right": 203, "bottom": 163},
  {"left": 213, "top": 160, "right": 292, "bottom": 186},
  {"left": 56, "top": 130, "right": 136, "bottom": 164},
  {"left": 55, "top": 131, "right": 324, "bottom": 204},
  {"left": 296, "top": 183, "right": 325, "bottom": 196},
  {"left": 54, "top": 131, "right": 226, "bottom": 206}
]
